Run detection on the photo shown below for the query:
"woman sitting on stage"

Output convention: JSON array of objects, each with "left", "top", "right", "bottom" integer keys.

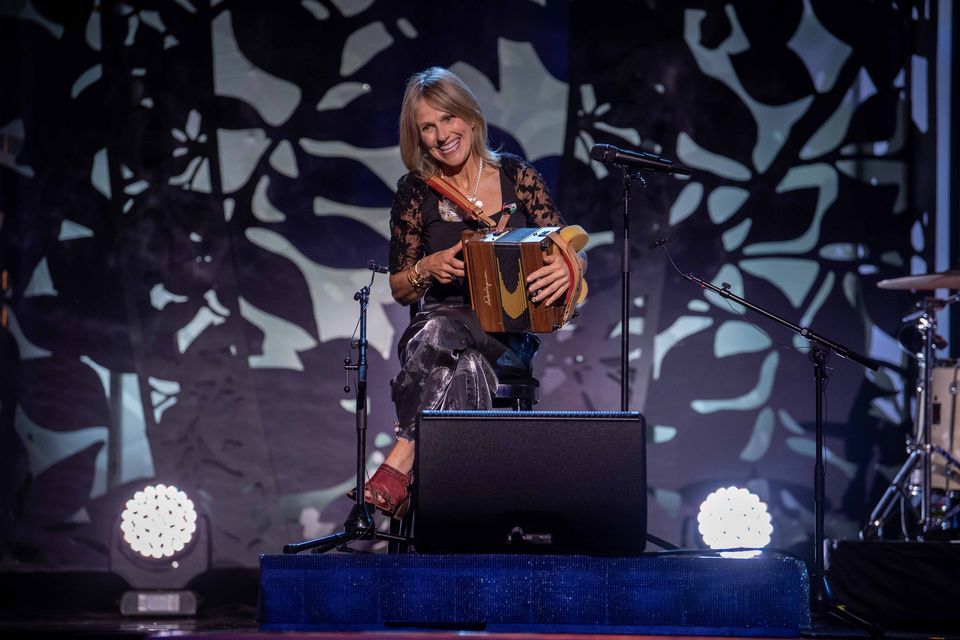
[{"left": 360, "top": 66, "right": 586, "bottom": 518}]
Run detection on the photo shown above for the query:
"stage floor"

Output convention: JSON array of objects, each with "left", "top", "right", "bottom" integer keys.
[
  {"left": 0, "top": 606, "right": 954, "bottom": 639},
  {"left": 0, "top": 617, "right": 949, "bottom": 640}
]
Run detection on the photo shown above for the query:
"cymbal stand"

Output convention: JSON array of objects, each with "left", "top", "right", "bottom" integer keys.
[
  {"left": 861, "top": 296, "right": 942, "bottom": 539},
  {"left": 918, "top": 301, "right": 935, "bottom": 532}
]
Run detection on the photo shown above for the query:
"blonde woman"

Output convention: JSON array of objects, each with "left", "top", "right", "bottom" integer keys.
[{"left": 360, "top": 67, "right": 585, "bottom": 517}]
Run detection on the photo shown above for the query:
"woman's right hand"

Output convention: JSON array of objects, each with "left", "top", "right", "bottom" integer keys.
[{"left": 417, "top": 241, "right": 464, "bottom": 284}]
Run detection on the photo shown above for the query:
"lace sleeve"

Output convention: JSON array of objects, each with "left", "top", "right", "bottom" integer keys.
[
  {"left": 508, "top": 156, "right": 567, "bottom": 228},
  {"left": 388, "top": 173, "right": 428, "bottom": 273}
]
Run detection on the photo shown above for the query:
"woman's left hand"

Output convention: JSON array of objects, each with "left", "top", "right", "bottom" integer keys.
[{"left": 526, "top": 254, "right": 572, "bottom": 307}]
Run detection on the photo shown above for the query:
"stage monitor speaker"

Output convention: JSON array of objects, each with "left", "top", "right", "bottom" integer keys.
[{"left": 414, "top": 410, "right": 646, "bottom": 555}]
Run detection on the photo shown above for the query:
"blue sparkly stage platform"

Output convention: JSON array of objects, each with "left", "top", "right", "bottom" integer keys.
[{"left": 257, "top": 552, "right": 811, "bottom": 635}]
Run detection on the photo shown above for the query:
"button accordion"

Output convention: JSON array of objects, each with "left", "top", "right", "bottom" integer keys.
[{"left": 461, "top": 225, "right": 588, "bottom": 333}]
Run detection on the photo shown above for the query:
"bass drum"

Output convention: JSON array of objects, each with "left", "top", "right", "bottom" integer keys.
[{"left": 929, "top": 360, "right": 960, "bottom": 491}]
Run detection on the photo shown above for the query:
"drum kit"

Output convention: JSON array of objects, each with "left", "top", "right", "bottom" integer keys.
[{"left": 862, "top": 270, "right": 960, "bottom": 540}]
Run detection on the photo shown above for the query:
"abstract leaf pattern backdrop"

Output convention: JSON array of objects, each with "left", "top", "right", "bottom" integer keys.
[{"left": 0, "top": 0, "right": 933, "bottom": 569}]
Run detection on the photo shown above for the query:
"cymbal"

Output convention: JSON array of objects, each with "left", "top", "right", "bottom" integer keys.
[{"left": 878, "top": 271, "right": 960, "bottom": 291}]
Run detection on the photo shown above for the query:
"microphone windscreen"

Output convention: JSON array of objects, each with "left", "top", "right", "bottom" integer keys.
[{"left": 589, "top": 144, "right": 612, "bottom": 163}]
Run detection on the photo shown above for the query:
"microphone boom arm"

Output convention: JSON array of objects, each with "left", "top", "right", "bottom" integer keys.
[{"left": 683, "top": 272, "right": 880, "bottom": 371}]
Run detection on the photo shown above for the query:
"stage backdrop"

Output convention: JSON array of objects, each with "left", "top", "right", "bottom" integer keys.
[{"left": 0, "top": 0, "right": 939, "bottom": 572}]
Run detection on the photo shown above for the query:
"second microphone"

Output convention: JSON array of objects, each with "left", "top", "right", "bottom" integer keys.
[{"left": 590, "top": 144, "right": 692, "bottom": 176}]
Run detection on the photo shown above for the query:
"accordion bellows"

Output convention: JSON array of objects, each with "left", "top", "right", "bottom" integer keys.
[{"left": 462, "top": 226, "right": 588, "bottom": 333}]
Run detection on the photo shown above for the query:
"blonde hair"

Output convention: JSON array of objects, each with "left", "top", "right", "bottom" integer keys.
[{"left": 398, "top": 67, "right": 500, "bottom": 177}]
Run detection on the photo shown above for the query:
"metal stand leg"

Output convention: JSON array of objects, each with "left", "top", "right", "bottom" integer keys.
[
  {"left": 861, "top": 448, "right": 921, "bottom": 539},
  {"left": 859, "top": 298, "right": 946, "bottom": 539}
]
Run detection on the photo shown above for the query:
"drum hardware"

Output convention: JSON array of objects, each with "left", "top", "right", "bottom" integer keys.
[
  {"left": 927, "top": 445, "right": 960, "bottom": 526},
  {"left": 861, "top": 280, "right": 960, "bottom": 540}
]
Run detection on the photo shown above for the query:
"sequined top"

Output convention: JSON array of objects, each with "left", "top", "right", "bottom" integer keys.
[{"left": 388, "top": 153, "right": 566, "bottom": 303}]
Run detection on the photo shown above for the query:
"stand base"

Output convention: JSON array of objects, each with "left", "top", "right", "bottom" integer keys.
[
  {"left": 810, "top": 573, "right": 883, "bottom": 637},
  {"left": 283, "top": 503, "right": 409, "bottom": 554},
  {"left": 646, "top": 532, "right": 679, "bottom": 550}
]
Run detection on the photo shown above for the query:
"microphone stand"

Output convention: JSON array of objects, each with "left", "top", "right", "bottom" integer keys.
[
  {"left": 283, "top": 272, "right": 407, "bottom": 554},
  {"left": 682, "top": 272, "right": 881, "bottom": 631},
  {"left": 616, "top": 170, "right": 681, "bottom": 553},
  {"left": 619, "top": 169, "right": 644, "bottom": 411},
  {"left": 591, "top": 145, "right": 691, "bottom": 410}
]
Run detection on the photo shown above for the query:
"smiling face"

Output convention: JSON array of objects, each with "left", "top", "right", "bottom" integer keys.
[
  {"left": 397, "top": 67, "right": 491, "bottom": 176},
  {"left": 415, "top": 99, "right": 474, "bottom": 172}
]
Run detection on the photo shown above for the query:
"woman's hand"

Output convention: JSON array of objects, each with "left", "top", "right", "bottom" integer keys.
[
  {"left": 526, "top": 253, "right": 572, "bottom": 307},
  {"left": 390, "top": 241, "right": 467, "bottom": 305},
  {"left": 418, "top": 241, "right": 464, "bottom": 284}
]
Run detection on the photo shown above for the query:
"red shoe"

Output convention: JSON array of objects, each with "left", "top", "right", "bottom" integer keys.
[{"left": 348, "top": 463, "right": 413, "bottom": 519}]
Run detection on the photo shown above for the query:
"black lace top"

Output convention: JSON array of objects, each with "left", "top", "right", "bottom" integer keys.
[{"left": 388, "top": 153, "right": 566, "bottom": 303}]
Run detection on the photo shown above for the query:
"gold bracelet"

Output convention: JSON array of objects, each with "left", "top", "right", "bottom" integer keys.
[
  {"left": 406, "top": 266, "right": 430, "bottom": 291},
  {"left": 412, "top": 259, "right": 431, "bottom": 290}
]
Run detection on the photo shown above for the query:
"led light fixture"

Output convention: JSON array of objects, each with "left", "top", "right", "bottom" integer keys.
[
  {"left": 120, "top": 484, "right": 198, "bottom": 559},
  {"left": 697, "top": 486, "right": 773, "bottom": 557},
  {"left": 110, "top": 483, "right": 209, "bottom": 616}
]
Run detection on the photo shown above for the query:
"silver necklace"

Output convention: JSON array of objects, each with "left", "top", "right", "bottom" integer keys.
[{"left": 467, "top": 158, "right": 484, "bottom": 208}]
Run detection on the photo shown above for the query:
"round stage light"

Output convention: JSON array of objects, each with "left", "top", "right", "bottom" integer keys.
[
  {"left": 120, "top": 484, "right": 198, "bottom": 560},
  {"left": 697, "top": 486, "right": 773, "bottom": 555}
]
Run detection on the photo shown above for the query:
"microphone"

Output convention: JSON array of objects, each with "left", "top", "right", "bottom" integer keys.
[
  {"left": 367, "top": 260, "right": 389, "bottom": 274},
  {"left": 649, "top": 237, "right": 670, "bottom": 250},
  {"left": 590, "top": 144, "right": 692, "bottom": 176}
]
